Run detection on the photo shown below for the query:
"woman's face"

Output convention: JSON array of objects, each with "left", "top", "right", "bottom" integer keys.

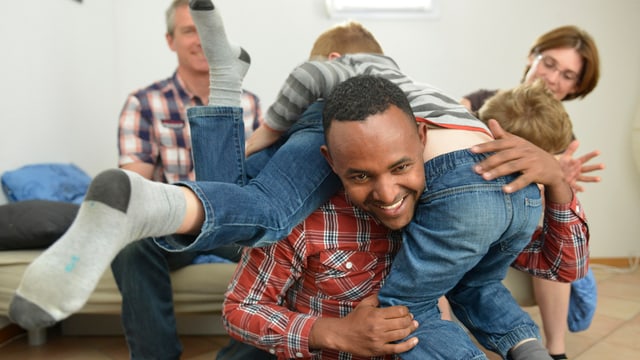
[{"left": 524, "top": 47, "right": 583, "bottom": 101}]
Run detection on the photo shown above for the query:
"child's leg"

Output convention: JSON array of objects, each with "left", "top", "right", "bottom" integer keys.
[
  {"left": 448, "top": 282, "right": 550, "bottom": 360},
  {"left": 9, "top": 1, "right": 250, "bottom": 330},
  {"left": 190, "top": 0, "right": 250, "bottom": 107},
  {"left": 183, "top": 1, "right": 341, "bottom": 249},
  {"left": 9, "top": 2, "right": 338, "bottom": 329},
  {"left": 162, "top": 102, "right": 341, "bottom": 252},
  {"left": 378, "top": 149, "right": 542, "bottom": 359},
  {"left": 533, "top": 277, "right": 571, "bottom": 357},
  {"left": 108, "top": 3, "right": 251, "bottom": 352},
  {"left": 183, "top": 1, "right": 340, "bottom": 248},
  {"left": 438, "top": 171, "right": 546, "bottom": 359}
]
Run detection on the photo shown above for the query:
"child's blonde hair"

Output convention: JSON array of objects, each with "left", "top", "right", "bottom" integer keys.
[
  {"left": 478, "top": 80, "right": 573, "bottom": 154},
  {"left": 309, "top": 21, "right": 383, "bottom": 60}
]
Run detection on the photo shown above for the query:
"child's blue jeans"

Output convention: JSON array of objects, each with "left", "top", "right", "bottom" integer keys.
[
  {"left": 378, "top": 149, "right": 543, "bottom": 359},
  {"left": 155, "top": 101, "right": 342, "bottom": 251}
]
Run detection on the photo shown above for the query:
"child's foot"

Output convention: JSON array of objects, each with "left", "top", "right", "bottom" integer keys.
[
  {"left": 189, "top": 0, "right": 250, "bottom": 107},
  {"left": 9, "top": 169, "right": 186, "bottom": 330},
  {"left": 509, "top": 339, "right": 552, "bottom": 360}
]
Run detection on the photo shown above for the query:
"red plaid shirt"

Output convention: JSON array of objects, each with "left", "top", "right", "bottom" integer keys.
[
  {"left": 118, "top": 71, "right": 262, "bottom": 184},
  {"left": 223, "top": 190, "right": 402, "bottom": 360},
  {"left": 512, "top": 193, "right": 589, "bottom": 281},
  {"left": 223, "top": 193, "right": 588, "bottom": 359}
]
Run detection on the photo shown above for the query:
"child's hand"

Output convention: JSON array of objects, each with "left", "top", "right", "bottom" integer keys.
[
  {"left": 245, "top": 124, "right": 284, "bottom": 157},
  {"left": 557, "top": 140, "right": 604, "bottom": 192}
]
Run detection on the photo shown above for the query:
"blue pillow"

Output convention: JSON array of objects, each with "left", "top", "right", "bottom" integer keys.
[{"left": 2, "top": 163, "right": 90, "bottom": 204}]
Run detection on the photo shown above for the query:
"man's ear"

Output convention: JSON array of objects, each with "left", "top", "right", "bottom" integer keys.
[
  {"left": 327, "top": 52, "right": 342, "bottom": 60},
  {"left": 418, "top": 122, "right": 428, "bottom": 146},
  {"left": 166, "top": 33, "right": 176, "bottom": 52},
  {"left": 320, "top": 145, "right": 335, "bottom": 170}
]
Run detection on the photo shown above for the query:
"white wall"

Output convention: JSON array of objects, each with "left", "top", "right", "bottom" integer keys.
[{"left": 1, "top": 0, "right": 638, "bottom": 258}]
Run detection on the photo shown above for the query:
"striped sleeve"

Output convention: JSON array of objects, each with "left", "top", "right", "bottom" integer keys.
[{"left": 265, "top": 61, "right": 355, "bottom": 131}]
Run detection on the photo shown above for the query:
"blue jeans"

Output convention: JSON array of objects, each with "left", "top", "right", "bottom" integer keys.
[
  {"left": 111, "top": 107, "right": 250, "bottom": 360},
  {"left": 155, "top": 102, "right": 341, "bottom": 251},
  {"left": 216, "top": 338, "right": 276, "bottom": 360},
  {"left": 111, "top": 240, "right": 242, "bottom": 360},
  {"left": 378, "top": 149, "right": 543, "bottom": 359},
  {"left": 119, "top": 102, "right": 542, "bottom": 358},
  {"left": 113, "top": 103, "right": 338, "bottom": 359}
]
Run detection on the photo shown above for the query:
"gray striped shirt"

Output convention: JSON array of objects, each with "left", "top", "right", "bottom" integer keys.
[{"left": 265, "top": 53, "right": 489, "bottom": 134}]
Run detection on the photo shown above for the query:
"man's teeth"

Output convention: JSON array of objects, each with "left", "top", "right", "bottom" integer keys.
[{"left": 379, "top": 197, "right": 403, "bottom": 210}]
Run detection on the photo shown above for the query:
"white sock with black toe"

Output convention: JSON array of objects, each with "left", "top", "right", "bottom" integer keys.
[
  {"left": 189, "top": 0, "right": 250, "bottom": 106},
  {"left": 509, "top": 339, "right": 553, "bottom": 360},
  {"left": 9, "top": 169, "right": 186, "bottom": 330}
]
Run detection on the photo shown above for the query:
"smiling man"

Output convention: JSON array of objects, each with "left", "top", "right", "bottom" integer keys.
[
  {"left": 321, "top": 97, "right": 427, "bottom": 231},
  {"left": 222, "top": 76, "right": 427, "bottom": 360},
  {"left": 10, "top": 2, "right": 569, "bottom": 357},
  {"left": 222, "top": 76, "right": 550, "bottom": 360}
]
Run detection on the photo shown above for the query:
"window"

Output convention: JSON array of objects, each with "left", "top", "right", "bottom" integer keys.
[{"left": 325, "top": 0, "right": 438, "bottom": 19}]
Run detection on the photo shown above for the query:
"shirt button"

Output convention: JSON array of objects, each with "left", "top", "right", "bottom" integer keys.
[
  {"left": 269, "top": 348, "right": 276, "bottom": 354},
  {"left": 345, "top": 262, "right": 353, "bottom": 269},
  {"left": 296, "top": 352, "right": 304, "bottom": 358}
]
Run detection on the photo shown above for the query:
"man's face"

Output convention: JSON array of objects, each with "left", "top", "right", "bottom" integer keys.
[
  {"left": 321, "top": 105, "right": 427, "bottom": 230},
  {"left": 166, "top": 5, "right": 209, "bottom": 75}
]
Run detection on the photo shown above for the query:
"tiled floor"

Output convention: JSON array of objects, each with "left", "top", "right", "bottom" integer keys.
[{"left": 1, "top": 266, "right": 638, "bottom": 359}]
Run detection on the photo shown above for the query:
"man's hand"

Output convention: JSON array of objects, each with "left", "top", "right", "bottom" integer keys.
[
  {"left": 245, "top": 123, "right": 284, "bottom": 157},
  {"left": 470, "top": 119, "right": 568, "bottom": 195},
  {"left": 558, "top": 140, "right": 604, "bottom": 192},
  {"left": 309, "top": 295, "right": 418, "bottom": 357}
]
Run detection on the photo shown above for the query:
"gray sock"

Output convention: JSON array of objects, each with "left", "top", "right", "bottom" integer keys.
[
  {"left": 509, "top": 339, "right": 553, "bottom": 360},
  {"left": 189, "top": 0, "right": 250, "bottom": 107},
  {"left": 9, "top": 169, "right": 186, "bottom": 330}
]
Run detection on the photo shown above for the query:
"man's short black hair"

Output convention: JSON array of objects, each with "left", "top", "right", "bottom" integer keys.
[{"left": 322, "top": 75, "right": 415, "bottom": 135}]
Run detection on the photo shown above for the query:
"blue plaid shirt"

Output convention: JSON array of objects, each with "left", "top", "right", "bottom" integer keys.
[{"left": 118, "top": 71, "right": 262, "bottom": 183}]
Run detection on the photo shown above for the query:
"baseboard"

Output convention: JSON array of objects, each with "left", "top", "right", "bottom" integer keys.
[
  {"left": 591, "top": 257, "right": 638, "bottom": 268},
  {"left": 61, "top": 313, "right": 227, "bottom": 336}
]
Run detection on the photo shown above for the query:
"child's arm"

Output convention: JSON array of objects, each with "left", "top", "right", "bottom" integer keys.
[
  {"left": 473, "top": 121, "right": 590, "bottom": 281},
  {"left": 245, "top": 60, "right": 355, "bottom": 155},
  {"left": 512, "top": 194, "right": 589, "bottom": 281},
  {"left": 245, "top": 122, "right": 283, "bottom": 156},
  {"left": 557, "top": 140, "right": 604, "bottom": 192}
]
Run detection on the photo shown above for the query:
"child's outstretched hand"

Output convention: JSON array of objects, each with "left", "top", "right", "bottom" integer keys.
[
  {"left": 245, "top": 123, "right": 284, "bottom": 157},
  {"left": 557, "top": 140, "right": 604, "bottom": 192}
]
